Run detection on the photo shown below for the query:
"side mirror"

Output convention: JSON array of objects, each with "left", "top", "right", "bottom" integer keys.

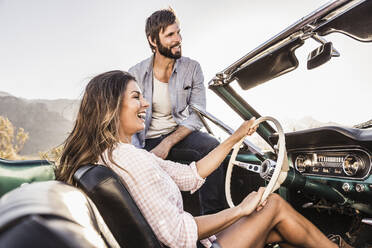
[{"left": 307, "top": 42, "right": 333, "bottom": 70}]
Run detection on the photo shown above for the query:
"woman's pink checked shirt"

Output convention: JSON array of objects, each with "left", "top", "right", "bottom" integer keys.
[{"left": 99, "top": 143, "right": 216, "bottom": 248}]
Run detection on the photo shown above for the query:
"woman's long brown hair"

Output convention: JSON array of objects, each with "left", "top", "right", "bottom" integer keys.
[{"left": 56, "top": 70, "right": 135, "bottom": 184}]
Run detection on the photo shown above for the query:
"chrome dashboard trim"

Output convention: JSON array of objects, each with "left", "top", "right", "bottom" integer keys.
[{"left": 291, "top": 148, "right": 371, "bottom": 180}]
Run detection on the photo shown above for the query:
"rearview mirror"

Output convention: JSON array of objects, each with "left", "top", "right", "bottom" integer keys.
[{"left": 307, "top": 42, "right": 333, "bottom": 70}]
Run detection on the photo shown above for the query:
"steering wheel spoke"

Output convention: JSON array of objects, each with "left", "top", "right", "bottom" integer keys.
[{"left": 233, "top": 160, "right": 262, "bottom": 174}]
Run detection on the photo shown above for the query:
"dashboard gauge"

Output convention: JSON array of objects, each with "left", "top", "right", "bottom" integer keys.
[
  {"left": 343, "top": 154, "right": 365, "bottom": 176},
  {"left": 295, "top": 155, "right": 307, "bottom": 172}
]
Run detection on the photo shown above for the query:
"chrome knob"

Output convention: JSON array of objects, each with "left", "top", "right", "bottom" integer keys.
[
  {"left": 355, "top": 184, "right": 367, "bottom": 192},
  {"left": 342, "top": 183, "right": 353, "bottom": 192}
]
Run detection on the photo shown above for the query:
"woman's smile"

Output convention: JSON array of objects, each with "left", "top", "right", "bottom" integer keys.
[{"left": 119, "top": 80, "right": 149, "bottom": 142}]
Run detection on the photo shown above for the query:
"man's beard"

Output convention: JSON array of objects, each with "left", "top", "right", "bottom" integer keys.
[{"left": 156, "top": 40, "right": 181, "bottom": 59}]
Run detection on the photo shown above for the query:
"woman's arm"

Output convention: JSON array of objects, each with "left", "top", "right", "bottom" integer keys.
[
  {"left": 195, "top": 187, "right": 265, "bottom": 238},
  {"left": 196, "top": 117, "right": 257, "bottom": 179}
]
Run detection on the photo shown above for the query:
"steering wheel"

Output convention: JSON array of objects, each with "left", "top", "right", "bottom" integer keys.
[{"left": 225, "top": 116, "right": 289, "bottom": 207}]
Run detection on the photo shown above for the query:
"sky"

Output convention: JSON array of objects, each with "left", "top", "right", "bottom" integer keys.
[{"left": 0, "top": 0, "right": 371, "bottom": 128}]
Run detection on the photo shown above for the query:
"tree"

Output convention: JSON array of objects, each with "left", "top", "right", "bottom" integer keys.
[{"left": 0, "top": 116, "right": 29, "bottom": 159}]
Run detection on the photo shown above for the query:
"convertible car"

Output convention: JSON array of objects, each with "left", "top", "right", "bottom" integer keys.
[{"left": 0, "top": 0, "right": 371, "bottom": 247}]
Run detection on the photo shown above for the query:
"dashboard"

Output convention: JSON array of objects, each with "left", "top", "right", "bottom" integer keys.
[{"left": 269, "top": 126, "right": 372, "bottom": 181}]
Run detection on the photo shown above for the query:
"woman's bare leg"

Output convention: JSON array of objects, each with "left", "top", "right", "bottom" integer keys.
[
  {"left": 216, "top": 194, "right": 337, "bottom": 248},
  {"left": 264, "top": 230, "right": 297, "bottom": 248}
]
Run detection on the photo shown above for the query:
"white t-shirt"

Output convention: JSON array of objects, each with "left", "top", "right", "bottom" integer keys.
[{"left": 146, "top": 76, "right": 178, "bottom": 139}]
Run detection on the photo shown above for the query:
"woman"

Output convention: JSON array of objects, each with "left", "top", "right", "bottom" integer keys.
[{"left": 57, "top": 70, "right": 351, "bottom": 248}]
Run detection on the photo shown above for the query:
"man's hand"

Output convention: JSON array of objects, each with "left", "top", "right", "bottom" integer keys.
[
  {"left": 150, "top": 140, "right": 172, "bottom": 159},
  {"left": 150, "top": 126, "right": 192, "bottom": 159}
]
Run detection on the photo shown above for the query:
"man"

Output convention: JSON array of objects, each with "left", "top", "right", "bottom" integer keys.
[{"left": 129, "top": 8, "right": 226, "bottom": 215}]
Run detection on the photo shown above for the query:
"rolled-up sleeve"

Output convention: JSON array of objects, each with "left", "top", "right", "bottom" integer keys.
[{"left": 179, "top": 62, "right": 206, "bottom": 131}]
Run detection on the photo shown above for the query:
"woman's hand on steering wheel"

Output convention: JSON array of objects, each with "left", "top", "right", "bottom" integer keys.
[
  {"left": 237, "top": 187, "right": 266, "bottom": 216},
  {"left": 226, "top": 116, "right": 288, "bottom": 208},
  {"left": 231, "top": 117, "right": 259, "bottom": 143}
]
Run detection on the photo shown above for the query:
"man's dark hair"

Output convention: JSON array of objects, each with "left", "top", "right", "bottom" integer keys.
[{"left": 145, "top": 8, "right": 178, "bottom": 53}]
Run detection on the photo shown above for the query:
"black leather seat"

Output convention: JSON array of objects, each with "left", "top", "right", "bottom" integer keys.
[
  {"left": 73, "top": 164, "right": 163, "bottom": 248},
  {"left": 0, "top": 180, "right": 119, "bottom": 248}
]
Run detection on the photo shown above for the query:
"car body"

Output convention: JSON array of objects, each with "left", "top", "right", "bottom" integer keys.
[
  {"left": 193, "top": 0, "right": 372, "bottom": 246},
  {"left": 0, "top": 0, "right": 371, "bottom": 247}
]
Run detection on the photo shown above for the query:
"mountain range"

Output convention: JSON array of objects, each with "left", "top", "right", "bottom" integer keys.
[
  {"left": 0, "top": 91, "right": 79, "bottom": 156},
  {"left": 0, "top": 91, "right": 342, "bottom": 157}
]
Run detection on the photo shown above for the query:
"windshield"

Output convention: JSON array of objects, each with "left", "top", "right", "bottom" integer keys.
[{"left": 207, "top": 32, "right": 372, "bottom": 134}]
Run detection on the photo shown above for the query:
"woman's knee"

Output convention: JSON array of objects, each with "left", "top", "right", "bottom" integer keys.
[
  {"left": 266, "top": 193, "right": 285, "bottom": 211},
  {"left": 256, "top": 193, "right": 286, "bottom": 226}
]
